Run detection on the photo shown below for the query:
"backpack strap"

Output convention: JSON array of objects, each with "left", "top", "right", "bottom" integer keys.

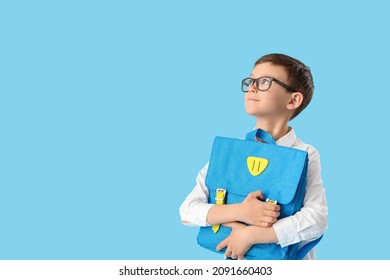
[
  {"left": 245, "top": 129, "right": 276, "bottom": 144},
  {"left": 295, "top": 235, "right": 323, "bottom": 260}
]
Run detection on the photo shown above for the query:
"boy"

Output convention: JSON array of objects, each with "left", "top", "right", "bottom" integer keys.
[{"left": 179, "top": 53, "right": 328, "bottom": 260}]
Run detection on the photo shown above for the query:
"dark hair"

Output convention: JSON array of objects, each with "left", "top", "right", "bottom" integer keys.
[{"left": 255, "top": 53, "right": 314, "bottom": 120}]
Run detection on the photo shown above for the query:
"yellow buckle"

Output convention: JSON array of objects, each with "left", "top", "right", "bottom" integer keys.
[{"left": 212, "top": 188, "right": 226, "bottom": 234}]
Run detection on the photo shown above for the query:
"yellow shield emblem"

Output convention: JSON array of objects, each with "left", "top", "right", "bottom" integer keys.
[{"left": 247, "top": 156, "right": 268, "bottom": 176}]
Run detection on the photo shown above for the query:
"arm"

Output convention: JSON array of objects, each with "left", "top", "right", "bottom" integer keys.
[
  {"left": 207, "top": 190, "right": 280, "bottom": 227},
  {"left": 216, "top": 223, "right": 278, "bottom": 260},
  {"left": 273, "top": 147, "right": 328, "bottom": 247},
  {"left": 179, "top": 163, "right": 213, "bottom": 226},
  {"left": 180, "top": 164, "right": 280, "bottom": 227}
]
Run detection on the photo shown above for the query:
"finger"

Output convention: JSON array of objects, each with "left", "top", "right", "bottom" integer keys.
[
  {"left": 216, "top": 238, "right": 228, "bottom": 251},
  {"left": 249, "top": 190, "right": 264, "bottom": 200},
  {"left": 264, "top": 209, "right": 280, "bottom": 218},
  {"left": 255, "top": 190, "right": 264, "bottom": 200},
  {"left": 262, "top": 222, "right": 273, "bottom": 227},
  {"left": 237, "top": 249, "right": 246, "bottom": 260},
  {"left": 230, "top": 253, "right": 238, "bottom": 260},
  {"left": 225, "top": 246, "right": 232, "bottom": 258},
  {"left": 262, "top": 216, "right": 277, "bottom": 224},
  {"left": 253, "top": 213, "right": 277, "bottom": 224},
  {"left": 265, "top": 203, "right": 281, "bottom": 212},
  {"left": 262, "top": 221, "right": 274, "bottom": 227}
]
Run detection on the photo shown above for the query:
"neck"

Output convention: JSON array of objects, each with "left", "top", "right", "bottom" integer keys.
[{"left": 255, "top": 117, "right": 290, "bottom": 141}]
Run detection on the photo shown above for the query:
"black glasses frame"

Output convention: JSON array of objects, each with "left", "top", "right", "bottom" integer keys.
[{"left": 241, "top": 76, "right": 297, "bottom": 93}]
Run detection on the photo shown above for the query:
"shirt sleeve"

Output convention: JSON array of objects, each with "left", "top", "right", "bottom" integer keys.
[
  {"left": 179, "top": 163, "right": 214, "bottom": 227},
  {"left": 273, "top": 146, "right": 329, "bottom": 247}
]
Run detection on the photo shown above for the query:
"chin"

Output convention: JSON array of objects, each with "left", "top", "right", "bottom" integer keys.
[{"left": 245, "top": 108, "right": 259, "bottom": 116}]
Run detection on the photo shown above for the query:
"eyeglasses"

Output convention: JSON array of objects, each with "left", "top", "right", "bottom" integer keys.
[{"left": 241, "top": 76, "right": 297, "bottom": 93}]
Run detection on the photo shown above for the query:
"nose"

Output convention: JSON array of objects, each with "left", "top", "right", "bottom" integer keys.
[{"left": 247, "top": 82, "right": 258, "bottom": 93}]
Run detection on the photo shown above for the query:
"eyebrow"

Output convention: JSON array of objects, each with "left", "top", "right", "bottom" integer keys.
[
  {"left": 250, "top": 74, "right": 276, "bottom": 79},
  {"left": 250, "top": 74, "right": 267, "bottom": 79}
]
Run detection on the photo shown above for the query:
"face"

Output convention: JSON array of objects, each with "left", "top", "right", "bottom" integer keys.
[{"left": 244, "top": 62, "right": 293, "bottom": 119}]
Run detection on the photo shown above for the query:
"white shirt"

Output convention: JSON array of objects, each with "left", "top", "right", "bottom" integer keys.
[{"left": 179, "top": 128, "right": 328, "bottom": 260}]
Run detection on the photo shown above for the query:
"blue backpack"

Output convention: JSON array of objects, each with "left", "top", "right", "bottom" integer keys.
[{"left": 197, "top": 129, "right": 322, "bottom": 259}]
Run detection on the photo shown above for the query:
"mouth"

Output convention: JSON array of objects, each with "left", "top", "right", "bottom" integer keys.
[{"left": 247, "top": 98, "right": 259, "bottom": 102}]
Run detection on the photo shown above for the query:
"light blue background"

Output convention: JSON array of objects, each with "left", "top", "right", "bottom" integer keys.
[{"left": 1, "top": 0, "right": 389, "bottom": 259}]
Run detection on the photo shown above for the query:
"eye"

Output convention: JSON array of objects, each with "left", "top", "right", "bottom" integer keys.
[
  {"left": 243, "top": 78, "right": 254, "bottom": 87},
  {"left": 259, "top": 77, "right": 271, "bottom": 85}
]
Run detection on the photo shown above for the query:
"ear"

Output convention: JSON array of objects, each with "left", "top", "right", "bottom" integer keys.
[{"left": 286, "top": 92, "right": 303, "bottom": 110}]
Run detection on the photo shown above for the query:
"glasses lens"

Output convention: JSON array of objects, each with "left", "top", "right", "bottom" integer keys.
[
  {"left": 258, "top": 77, "right": 271, "bottom": 91},
  {"left": 241, "top": 78, "right": 252, "bottom": 92}
]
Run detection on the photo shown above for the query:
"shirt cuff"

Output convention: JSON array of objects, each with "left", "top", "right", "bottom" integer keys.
[
  {"left": 188, "top": 203, "right": 214, "bottom": 227},
  {"left": 273, "top": 217, "right": 300, "bottom": 248}
]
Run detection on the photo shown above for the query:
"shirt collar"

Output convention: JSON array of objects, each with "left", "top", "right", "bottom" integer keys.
[{"left": 276, "top": 127, "right": 297, "bottom": 148}]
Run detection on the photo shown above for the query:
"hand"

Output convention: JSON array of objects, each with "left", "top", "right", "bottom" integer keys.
[
  {"left": 216, "top": 223, "right": 253, "bottom": 260},
  {"left": 237, "top": 190, "right": 280, "bottom": 227}
]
